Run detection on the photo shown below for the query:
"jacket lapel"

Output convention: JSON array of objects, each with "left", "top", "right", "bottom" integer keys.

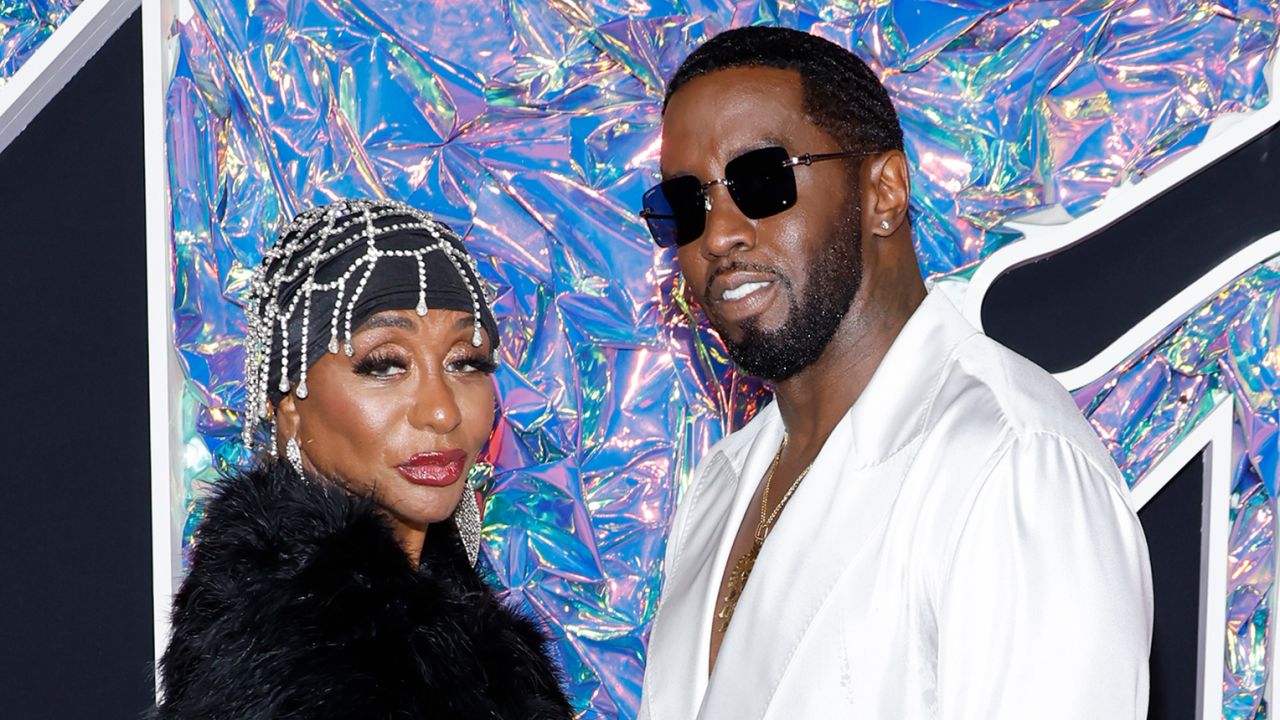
[
  {"left": 644, "top": 406, "right": 784, "bottom": 720},
  {"left": 646, "top": 293, "right": 978, "bottom": 719},
  {"left": 695, "top": 293, "right": 977, "bottom": 718},
  {"left": 699, "top": 412, "right": 917, "bottom": 718}
]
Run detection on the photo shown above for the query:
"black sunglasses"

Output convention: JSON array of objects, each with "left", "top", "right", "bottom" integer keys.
[{"left": 640, "top": 145, "right": 869, "bottom": 248}]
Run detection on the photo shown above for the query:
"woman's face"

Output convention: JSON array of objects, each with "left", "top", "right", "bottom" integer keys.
[{"left": 275, "top": 308, "right": 497, "bottom": 538}]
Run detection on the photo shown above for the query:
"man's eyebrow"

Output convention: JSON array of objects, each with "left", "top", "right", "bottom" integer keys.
[
  {"left": 745, "top": 135, "right": 787, "bottom": 153},
  {"left": 664, "top": 136, "right": 791, "bottom": 179},
  {"left": 454, "top": 314, "right": 474, "bottom": 330},
  {"left": 356, "top": 313, "right": 415, "bottom": 332}
]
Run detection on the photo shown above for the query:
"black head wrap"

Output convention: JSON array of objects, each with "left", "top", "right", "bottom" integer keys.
[{"left": 241, "top": 200, "right": 499, "bottom": 444}]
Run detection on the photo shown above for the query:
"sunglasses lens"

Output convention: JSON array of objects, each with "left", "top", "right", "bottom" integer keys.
[
  {"left": 725, "top": 146, "right": 796, "bottom": 220},
  {"left": 642, "top": 175, "right": 705, "bottom": 248}
]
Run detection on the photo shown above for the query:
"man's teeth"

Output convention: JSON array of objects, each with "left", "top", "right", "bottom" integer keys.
[{"left": 722, "top": 281, "right": 770, "bottom": 301}]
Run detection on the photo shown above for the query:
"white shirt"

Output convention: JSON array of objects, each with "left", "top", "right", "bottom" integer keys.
[{"left": 639, "top": 291, "right": 1153, "bottom": 719}]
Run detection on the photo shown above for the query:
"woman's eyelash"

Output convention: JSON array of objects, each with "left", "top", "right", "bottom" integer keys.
[
  {"left": 352, "top": 350, "right": 496, "bottom": 375},
  {"left": 454, "top": 355, "right": 499, "bottom": 374},
  {"left": 352, "top": 351, "right": 407, "bottom": 376}
]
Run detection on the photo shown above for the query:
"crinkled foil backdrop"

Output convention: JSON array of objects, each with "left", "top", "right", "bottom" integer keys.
[
  {"left": 0, "top": 0, "right": 80, "bottom": 81},
  {"left": 164, "top": 1, "right": 1280, "bottom": 717}
]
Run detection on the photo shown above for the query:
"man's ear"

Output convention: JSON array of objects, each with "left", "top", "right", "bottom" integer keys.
[{"left": 866, "top": 150, "right": 911, "bottom": 237}]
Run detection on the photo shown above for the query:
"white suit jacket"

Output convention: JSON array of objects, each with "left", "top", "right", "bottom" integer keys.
[{"left": 639, "top": 292, "right": 1153, "bottom": 719}]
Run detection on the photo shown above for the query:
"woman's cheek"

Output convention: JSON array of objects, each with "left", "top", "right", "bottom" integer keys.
[
  {"left": 345, "top": 389, "right": 399, "bottom": 438},
  {"left": 461, "top": 382, "right": 497, "bottom": 450}
]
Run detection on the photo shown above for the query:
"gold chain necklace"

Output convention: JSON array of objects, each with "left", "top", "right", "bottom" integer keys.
[{"left": 716, "top": 433, "right": 814, "bottom": 633}]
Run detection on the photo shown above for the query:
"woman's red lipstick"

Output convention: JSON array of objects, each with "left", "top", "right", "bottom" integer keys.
[{"left": 396, "top": 449, "right": 468, "bottom": 487}]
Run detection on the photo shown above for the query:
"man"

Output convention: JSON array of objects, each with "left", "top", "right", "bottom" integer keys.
[{"left": 637, "top": 26, "right": 1152, "bottom": 719}]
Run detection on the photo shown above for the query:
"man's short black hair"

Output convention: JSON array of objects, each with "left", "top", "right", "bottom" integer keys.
[{"left": 664, "top": 26, "right": 904, "bottom": 155}]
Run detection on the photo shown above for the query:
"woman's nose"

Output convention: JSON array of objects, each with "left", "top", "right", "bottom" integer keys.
[{"left": 409, "top": 371, "right": 462, "bottom": 434}]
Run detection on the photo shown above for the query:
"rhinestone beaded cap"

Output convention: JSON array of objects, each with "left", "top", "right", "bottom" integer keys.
[{"left": 241, "top": 199, "right": 489, "bottom": 450}]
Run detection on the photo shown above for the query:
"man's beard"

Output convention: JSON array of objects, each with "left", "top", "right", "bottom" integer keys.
[{"left": 718, "top": 211, "right": 863, "bottom": 382}]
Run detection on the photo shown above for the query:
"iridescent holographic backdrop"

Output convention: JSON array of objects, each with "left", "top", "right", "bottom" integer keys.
[
  {"left": 1072, "top": 256, "right": 1279, "bottom": 717},
  {"left": 164, "top": 2, "right": 1280, "bottom": 717},
  {"left": 0, "top": 0, "right": 80, "bottom": 81}
]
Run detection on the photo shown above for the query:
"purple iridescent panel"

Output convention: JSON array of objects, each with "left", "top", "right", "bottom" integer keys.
[
  {"left": 165, "top": 1, "right": 1279, "bottom": 717},
  {"left": 1073, "top": 259, "right": 1279, "bottom": 717},
  {"left": 0, "top": 0, "right": 81, "bottom": 80}
]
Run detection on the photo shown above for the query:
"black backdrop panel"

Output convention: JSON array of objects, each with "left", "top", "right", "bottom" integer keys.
[
  {"left": 0, "top": 11, "right": 153, "bottom": 716},
  {"left": 1139, "top": 454, "right": 1206, "bottom": 720},
  {"left": 982, "top": 122, "right": 1280, "bottom": 374}
]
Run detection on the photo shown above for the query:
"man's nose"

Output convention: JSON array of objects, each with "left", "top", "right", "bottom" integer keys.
[{"left": 700, "top": 184, "right": 755, "bottom": 258}]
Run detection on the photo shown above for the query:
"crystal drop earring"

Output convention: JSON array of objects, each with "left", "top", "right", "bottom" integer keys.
[
  {"left": 453, "top": 476, "right": 481, "bottom": 566},
  {"left": 286, "top": 436, "right": 304, "bottom": 476}
]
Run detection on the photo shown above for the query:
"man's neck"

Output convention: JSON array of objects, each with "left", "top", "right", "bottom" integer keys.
[{"left": 771, "top": 283, "right": 926, "bottom": 459}]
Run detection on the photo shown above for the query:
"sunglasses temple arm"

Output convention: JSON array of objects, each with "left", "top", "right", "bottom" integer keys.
[{"left": 785, "top": 150, "right": 875, "bottom": 167}]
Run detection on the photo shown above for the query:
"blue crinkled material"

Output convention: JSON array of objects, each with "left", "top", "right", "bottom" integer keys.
[{"left": 164, "top": 2, "right": 1279, "bottom": 717}]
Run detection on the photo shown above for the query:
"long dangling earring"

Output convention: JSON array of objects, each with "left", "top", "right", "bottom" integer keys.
[
  {"left": 286, "top": 436, "right": 304, "bottom": 476},
  {"left": 453, "top": 476, "right": 481, "bottom": 566}
]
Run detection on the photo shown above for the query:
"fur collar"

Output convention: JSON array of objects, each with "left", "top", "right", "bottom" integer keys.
[{"left": 153, "top": 461, "right": 572, "bottom": 719}]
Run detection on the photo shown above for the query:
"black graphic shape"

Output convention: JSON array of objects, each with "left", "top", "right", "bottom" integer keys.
[
  {"left": 1138, "top": 454, "right": 1205, "bottom": 720},
  {"left": 0, "top": 10, "right": 153, "bottom": 717},
  {"left": 982, "top": 121, "right": 1280, "bottom": 374}
]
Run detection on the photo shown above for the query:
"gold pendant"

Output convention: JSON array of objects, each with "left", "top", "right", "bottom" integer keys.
[{"left": 717, "top": 537, "right": 763, "bottom": 633}]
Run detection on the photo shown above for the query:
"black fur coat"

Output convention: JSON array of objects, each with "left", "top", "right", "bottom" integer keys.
[{"left": 152, "top": 461, "right": 573, "bottom": 719}]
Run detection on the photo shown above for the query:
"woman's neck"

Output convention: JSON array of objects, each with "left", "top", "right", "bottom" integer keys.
[{"left": 392, "top": 520, "right": 427, "bottom": 567}]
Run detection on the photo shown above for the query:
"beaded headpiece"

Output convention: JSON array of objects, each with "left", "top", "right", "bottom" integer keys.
[{"left": 240, "top": 199, "right": 498, "bottom": 450}]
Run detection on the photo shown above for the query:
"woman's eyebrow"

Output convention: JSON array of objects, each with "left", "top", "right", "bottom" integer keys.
[{"left": 357, "top": 314, "right": 415, "bottom": 332}]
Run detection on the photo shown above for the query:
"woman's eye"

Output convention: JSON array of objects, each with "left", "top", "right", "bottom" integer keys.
[
  {"left": 448, "top": 355, "right": 498, "bottom": 375},
  {"left": 353, "top": 353, "right": 408, "bottom": 378}
]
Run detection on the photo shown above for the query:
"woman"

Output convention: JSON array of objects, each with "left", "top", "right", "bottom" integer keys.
[{"left": 153, "top": 199, "right": 573, "bottom": 719}]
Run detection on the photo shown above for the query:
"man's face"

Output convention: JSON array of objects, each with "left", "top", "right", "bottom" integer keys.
[{"left": 661, "top": 66, "right": 865, "bottom": 382}]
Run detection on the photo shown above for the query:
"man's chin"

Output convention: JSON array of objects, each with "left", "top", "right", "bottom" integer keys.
[
  {"left": 707, "top": 312, "right": 782, "bottom": 347},
  {"left": 725, "top": 340, "right": 799, "bottom": 382},
  {"left": 717, "top": 307, "right": 844, "bottom": 382}
]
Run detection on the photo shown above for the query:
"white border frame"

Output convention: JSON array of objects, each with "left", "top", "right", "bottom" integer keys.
[
  {"left": 143, "top": 0, "right": 179, "bottom": 686},
  {"left": 0, "top": 0, "right": 140, "bottom": 154}
]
